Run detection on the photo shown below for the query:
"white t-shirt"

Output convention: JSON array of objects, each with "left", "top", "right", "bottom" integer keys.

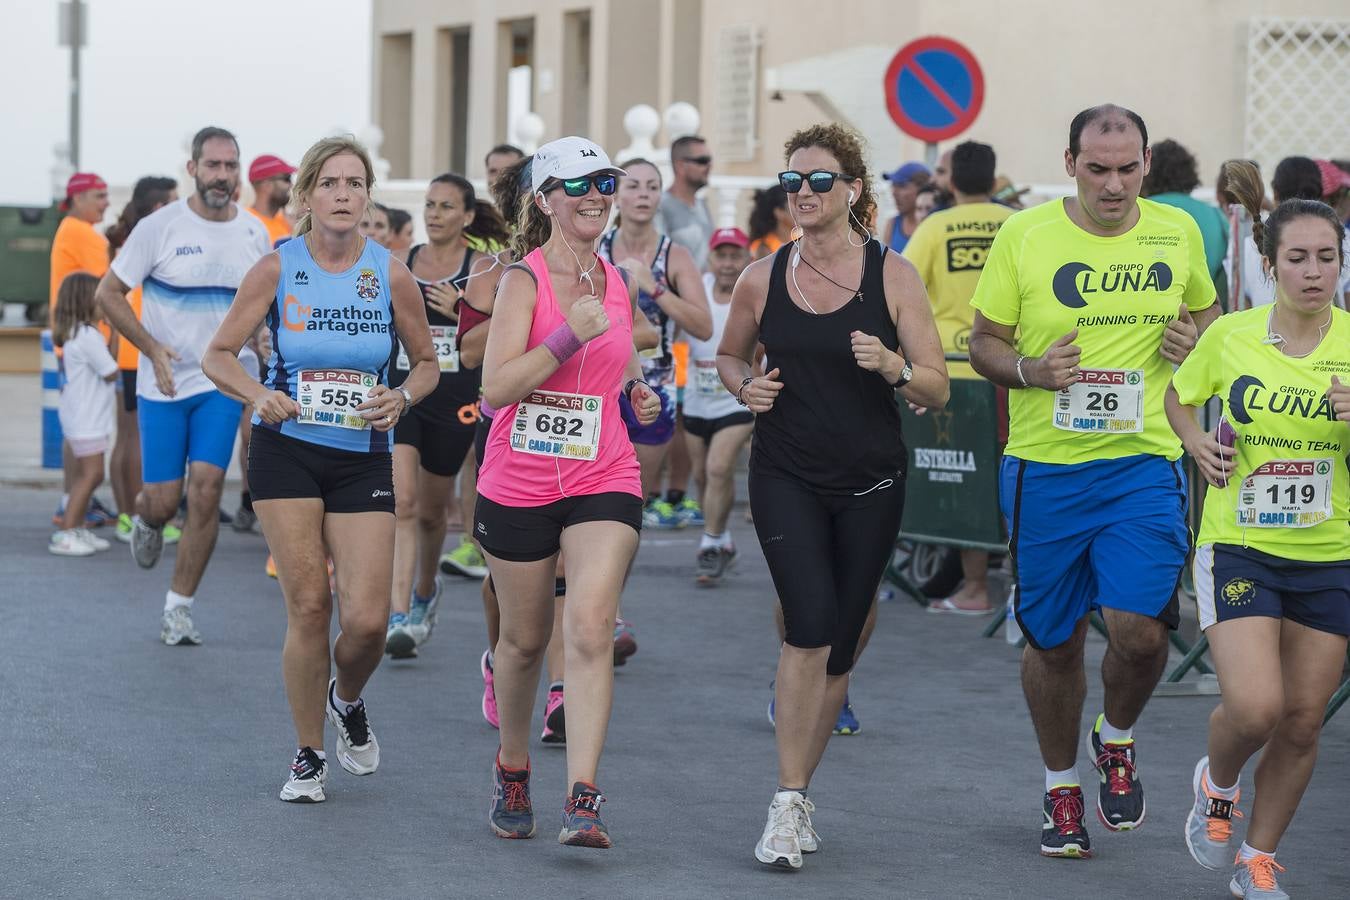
[
  {"left": 682, "top": 272, "right": 741, "bottom": 420},
  {"left": 110, "top": 198, "right": 269, "bottom": 401},
  {"left": 58, "top": 323, "right": 118, "bottom": 440}
]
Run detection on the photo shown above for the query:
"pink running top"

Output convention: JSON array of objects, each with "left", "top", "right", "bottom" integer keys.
[{"left": 477, "top": 248, "right": 641, "bottom": 506}]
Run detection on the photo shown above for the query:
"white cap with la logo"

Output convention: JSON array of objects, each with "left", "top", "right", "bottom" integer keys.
[{"left": 531, "top": 136, "right": 626, "bottom": 193}]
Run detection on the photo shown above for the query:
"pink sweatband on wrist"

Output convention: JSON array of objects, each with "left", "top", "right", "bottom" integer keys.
[{"left": 542, "top": 323, "right": 583, "bottom": 363}]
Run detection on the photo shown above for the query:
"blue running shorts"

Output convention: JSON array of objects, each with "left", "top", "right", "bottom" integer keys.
[
  {"left": 1000, "top": 453, "right": 1188, "bottom": 650},
  {"left": 138, "top": 390, "right": 244, "bottom": 484},
  {"left": 1194, "top": 543, "right": 1350, "bottom": 637}
]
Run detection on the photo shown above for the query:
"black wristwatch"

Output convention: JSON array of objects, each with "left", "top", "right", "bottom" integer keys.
[
  {"left": 895, "top": 358, "right": 914, "bottom": 386},
  {"left": 623, "top": 378, "right": 647, "bottom": 398}
]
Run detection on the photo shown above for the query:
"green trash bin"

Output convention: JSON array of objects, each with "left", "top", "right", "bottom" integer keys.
[{"left": 0, "top": 203, "right": 61, "bottom": 322}]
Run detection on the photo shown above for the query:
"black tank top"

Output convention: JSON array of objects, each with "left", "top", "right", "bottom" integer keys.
[
  {"left": 390, "top": 243, "right": 482, "bottom": 428},
  {"left": 750, "top": 238, "right": 906, "bottom": 494}
]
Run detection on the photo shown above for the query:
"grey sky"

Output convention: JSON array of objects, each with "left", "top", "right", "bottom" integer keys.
[{"left": 0, "top": 0, "right": 372, "bottom": 204}]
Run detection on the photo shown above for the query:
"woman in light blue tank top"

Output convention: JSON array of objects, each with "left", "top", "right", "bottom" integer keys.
[{"left": 204, "top": 136, "right": 438, "bottom": 803}]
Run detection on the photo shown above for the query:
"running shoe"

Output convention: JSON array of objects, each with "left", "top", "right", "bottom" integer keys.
[
  {"left": 163, "top": 523, "right": 181, "bottom": 545},
  {"left": 696, "top": 544, "right": 737, "bottom": 586},
  {"left": 49, "top": 529, "right": 96, "bottom": 557},
  {"left": 160, "top": 606, "right": 202, "bottom": 646},
  {"left": 755, "top": 790, "right": 809, "bottom": 869},
  {"left": 77, "top": 528, "right": 110, "bottom": 551},
  {"left": 440, "top": 539, "right": 489, "bottom": 578},
  {"left": 674, "top": 498, "right": 704, "bottom": 527},
  {"left": 481, "top": 649, "right": 500, "bottom": 728},
  {"left": 1185, "top": 756, "right": 1242, "bottom": 870},
  {"left": 1088, "top": 714, "right": 1145, "bottom": 830},
  {"left": 130, "top": 516, "right": 164, "bottom": 569},
  {"left": 613, "top": 618, "right": 638, "bottom": 665},
  {"left": 1230, "top": 853, "right": 1288, "bottom": 899},
  {"left": 1041, "top": 785, "right": 1092, "bottom": 858},
  {"left": 87, "top": 496, "right": 116, "bottom": 527},
  {"left": 279, "top": 746, "right": 327, "bottom": 803},
  {"left": 641, "top": 499, "right": 682, "bottom": 529},
  {"left": 232, "top": 505, "right": 257, "bottom": 533},
  {"left": 490, "top": 756, "right": 536, "bottom": 839},
  {"left": 385, "top": 612, "right": 417, "bottom": 659},
  {"left": 833, "top": 694, "right": 861, "bottom": 735},
  {"left": 326, "top": 679, "right": 379, "bottom": 775},
  {"left": 559, "top": 782, "right": 611, "bottom": 848},
  {"left": 116, "top": 513, "right": 134, "bottom": 543},
  {"left": 541, "top": 685, "right": 566, "bottom": 745},
  {"left": 408, "top": 581, "right": 441, "bottom": 646},
  {"left": 265, "top": 554, "right": 277, "bottom": 578},
  {"left": 797, "top": 796, "right": 820, "bottom": 854}
]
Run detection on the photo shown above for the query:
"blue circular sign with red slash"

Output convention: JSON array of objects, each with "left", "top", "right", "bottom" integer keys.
[{"left": 884, "top": 37, "right": 985, "bottom": 143}]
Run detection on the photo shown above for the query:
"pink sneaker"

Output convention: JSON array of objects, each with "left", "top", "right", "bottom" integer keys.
[
  {"left": 613, "top": 618, "right": 638, "bottom": 666},
  {"left": 541, "top": 685, "right": 565, "bottom": 745},
  {"left": 481, "top": 649, "right": 500, "bottom": 729}
]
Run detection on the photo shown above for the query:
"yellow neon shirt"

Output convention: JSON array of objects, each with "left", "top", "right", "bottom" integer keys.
[
  {"left": 903, "top": 201, "right": 1013, "bottom": 379},
  {"left": 1172, "top": 306, "right": 1350, "bottom": 561},
  {"left": 970, "top": 197, "right": 1216, "bottom": 465}
]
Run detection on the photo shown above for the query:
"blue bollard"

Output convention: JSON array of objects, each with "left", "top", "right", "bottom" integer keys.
[{"left": 41, "top": 329, "right": 63, "bottom": 468}]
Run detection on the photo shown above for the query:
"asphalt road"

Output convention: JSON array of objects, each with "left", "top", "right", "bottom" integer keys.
[{"left": 3, "top": 486, "right": 1347, "bottom": 899}]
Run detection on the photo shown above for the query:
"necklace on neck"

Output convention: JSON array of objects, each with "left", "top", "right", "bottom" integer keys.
[{"left": 306, "top": 232, "right": 363, "bottom": 271}]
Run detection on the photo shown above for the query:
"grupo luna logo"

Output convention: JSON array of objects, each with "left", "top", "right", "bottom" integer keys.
[{"left": 1051, "top": 262, "right": 1172, "bottom": 308}]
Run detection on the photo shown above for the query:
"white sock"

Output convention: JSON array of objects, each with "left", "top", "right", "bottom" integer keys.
[
  {"left": 1239, "top": 841, "right": 1274, "bottom": 861},
  {"left": 700, "top": 532, "right": 719, "bottom": 550},
  {"left": 331, "top": 683, "right": 361, "bottom": 709},
  {"left": 299, "top": 747, "right": 326, "bottom": 761},
  {"left": 164, "top": 590, "right": 193, "bottom": 612},
  {"left": 1046, "top": 766, "right": 1079, "bottom": 791},
  {"left": 61, "top": 493, "right": 70, "bottom": 508},
  {"left": 1098, "top": 715, "right": 1133, "bottom": 744},
  {"left": 716, "top": 531, "right": 733, "bottom": 549},
  {"left": 1205, "top": 768, "right": 1239, "bottom": 800}
]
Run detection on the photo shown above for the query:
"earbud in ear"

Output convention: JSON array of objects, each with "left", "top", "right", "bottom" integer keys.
[
  {"left": 537, "top": 191, "right": 551, "bottom": 214},
  {"left": 847, "top": 190, "right": 855, "bottom": 204}
]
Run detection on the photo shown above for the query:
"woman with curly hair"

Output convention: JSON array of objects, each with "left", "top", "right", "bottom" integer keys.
[
  {"left": 716, "top": 123, "right": 949, "bottom": 869},
  {"left": 1143, "top": 139, "right": 1230, "bottom": 307}
]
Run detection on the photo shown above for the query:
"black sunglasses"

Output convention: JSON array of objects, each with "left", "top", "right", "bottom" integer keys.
[
  {"left": 549, "top": 174, "right": 618, "bottom": 197},
  {"left": 679, "top": 155, "right": 713, "bottom": 166},
  {"left": 778, "top": 170, "right": 855, "bottom": 194}
]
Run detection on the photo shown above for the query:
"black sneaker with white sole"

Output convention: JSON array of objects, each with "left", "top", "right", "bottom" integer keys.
[
  {"left": 279, "top": 746, "right": 328, "bottom": 802},
  {"left": 1088, "top": 717, "right": 1145, "bottom": 831},
  {"left": 1041, "top": 786, "right": 1092, "bottom": 858}
]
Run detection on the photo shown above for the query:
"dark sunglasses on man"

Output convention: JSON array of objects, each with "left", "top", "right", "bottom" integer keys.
[
  {"left": 778, "top": 170, "right": 856, "bottom": 194},
  {"left": 679, "top": 155, "right": 713, "bottom": 166}
]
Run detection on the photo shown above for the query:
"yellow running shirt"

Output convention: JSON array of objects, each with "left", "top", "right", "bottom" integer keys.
[
  {"left": 971, "top": 197, "right": 1216, "bottom": 465},
  {"left": 903, "top": 201, "right": 1013, "bottom": 379},
  {"left": 1172, "top": 306, "right": 1350, "bottom": 561}
]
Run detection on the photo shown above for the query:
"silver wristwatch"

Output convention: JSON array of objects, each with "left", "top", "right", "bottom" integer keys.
[
  {"left": 896, "top": 359, "right": 914, "bottom": 386},
  {"left": 398, "top": 387, "right": 413, "bottom": 414}
]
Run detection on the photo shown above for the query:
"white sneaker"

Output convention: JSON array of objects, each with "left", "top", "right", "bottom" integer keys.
[
  {"left": 279, "top": 747, "right": 328, "bottom": 803},
  {"left": 49, "top": 529, "right": 96, "bottom": 557},
  {"left": 408, "top": 580, "right": 442, "bottom": 646},
  {"left": 78, "top": 528, "right": 111, "bottom": 551},
  {"left": 798, "top": 796, "right": 820, "bottom": 853},
  {"left": 326, "top": 678, "right": 379, "bottom": 775},
  {"left": 161, "top": 606, "right": 202, "bottom": 645},
  {"left": 130, "top": 516, "right": 164, "bottom": 569},
  {"left": 755, "top": 791, "right": 807, "bottom": 869}
]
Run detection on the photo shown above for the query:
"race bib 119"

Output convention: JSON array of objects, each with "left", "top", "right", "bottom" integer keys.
[{"left": 1237, "top": 458, "right": 1334, "bottom": 528}]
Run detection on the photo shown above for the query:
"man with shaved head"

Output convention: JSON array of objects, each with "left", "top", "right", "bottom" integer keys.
[{"left": 968, "top": 103, "right": 1221, "bottom": 860}]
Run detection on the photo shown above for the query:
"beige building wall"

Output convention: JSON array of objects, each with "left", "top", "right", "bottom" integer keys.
[{"left": 373, "top": 0, "right": 1349, "bottom": 189}]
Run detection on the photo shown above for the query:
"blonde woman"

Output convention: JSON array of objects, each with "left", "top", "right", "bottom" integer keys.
[{"left": 203, "top": 136, "right": 438, "bottom": 802}]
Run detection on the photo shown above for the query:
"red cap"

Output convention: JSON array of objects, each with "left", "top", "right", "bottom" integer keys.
[
  {"left": 1316, "top": 159, "right": 1350, "bottom": 199},
  {"left": 59, "top": 172, "right": 107, "bottom": 210},
  {"left": 708, "top": 226, "right": 750, "bottom": 250},
  {"left": 249, "top": 154, "right": 296, "bottom": 182}
]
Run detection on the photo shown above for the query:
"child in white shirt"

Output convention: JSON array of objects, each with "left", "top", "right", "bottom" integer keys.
[{"left": 52, "top": 272, "right": 118, "bottom": 556}]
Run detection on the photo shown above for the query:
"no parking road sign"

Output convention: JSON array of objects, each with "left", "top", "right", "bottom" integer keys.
[{"left": 884, "top": 37, "right": 985, "bottom": 143}]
